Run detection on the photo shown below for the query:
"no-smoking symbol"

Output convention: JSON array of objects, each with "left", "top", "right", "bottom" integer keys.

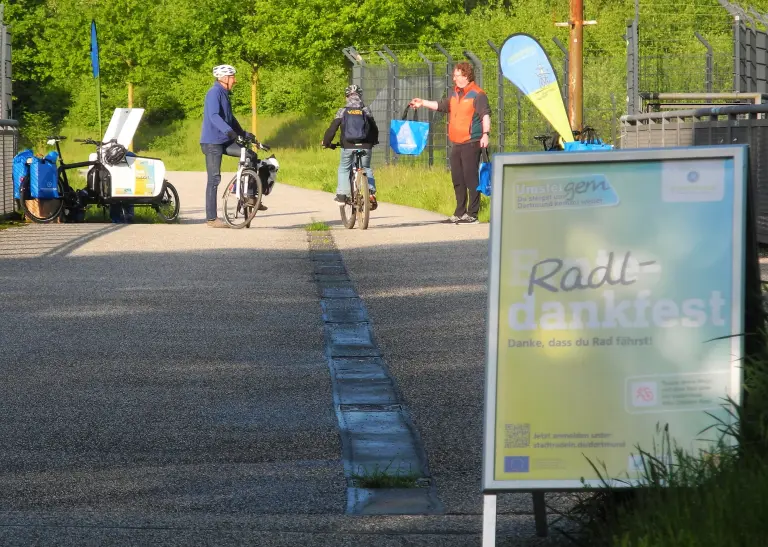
[{"left": 631, "top": 382, "right": 658, "bottom": 407}]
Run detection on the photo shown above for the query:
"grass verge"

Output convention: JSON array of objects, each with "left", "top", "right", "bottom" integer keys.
[
  {"left": 351, "top": 462, "right": 422, "bottom": 489},
  {"left": 306, "top": 219, "right": 330, "bottom": 231},
  {"left": 0, "top": 217, "right": 25, "bottom": 230}
]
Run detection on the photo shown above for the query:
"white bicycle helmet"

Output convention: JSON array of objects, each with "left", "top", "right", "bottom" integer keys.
[
  {"left": 345, "top": 84, "right": 362, "bottom": 97},
  {"left": 102, "top": 142, "right": 128, "bottom": 165},
  {"left": 213, "top": 64, "right": 237, "bottom": 78}
]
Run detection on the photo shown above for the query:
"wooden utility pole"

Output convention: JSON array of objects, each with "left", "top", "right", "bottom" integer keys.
[
  {"left": 556, "top": 0, "right": 596, "bottom": 135},
  {"left": 127, "top": 82, "right": 134, "bottom": 151},
  {"left": 569, "top": 0, "right": 583, "bottom": 133},
  {"left": 251, "top": 67, "right": 259, "bottom": 136}
]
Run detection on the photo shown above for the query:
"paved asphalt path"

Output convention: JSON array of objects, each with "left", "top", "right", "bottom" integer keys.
[{"left": 0, "top": 172, "right": 571, "bottom": 546}]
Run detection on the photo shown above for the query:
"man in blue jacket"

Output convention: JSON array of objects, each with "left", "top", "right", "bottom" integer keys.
[{"left": 200, "top": 64, "right": 265, "bottom": 228}]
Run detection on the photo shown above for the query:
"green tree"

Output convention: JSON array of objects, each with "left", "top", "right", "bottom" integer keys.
[
  {"left": 228, "top": 0, "right": 298, "bottom": 135},
  {"left": 91, "top": 0, "right": 161, "bottom": 108}
]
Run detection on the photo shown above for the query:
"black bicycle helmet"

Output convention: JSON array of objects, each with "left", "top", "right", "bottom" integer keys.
[
  {"left": 103, "top": 142, "right": 128, "bottom": 165},
  {"left": 345, "top": 84, "right": 362, "bottom": 97}
]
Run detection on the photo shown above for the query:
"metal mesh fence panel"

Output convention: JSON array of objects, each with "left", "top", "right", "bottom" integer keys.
[
  {"left": 0, "top": 121, "right": 19, "bottom": 218},
  {"left": 622, "top": 108, "right": 768, "bottom": 242},
  {"left": 351, "top": 44, "right": 622, "bottom": 167}
]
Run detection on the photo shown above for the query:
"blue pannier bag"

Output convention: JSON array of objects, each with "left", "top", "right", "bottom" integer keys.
[
  {"left": 477, "top": 148, "right": 492, "bottom": 197},
  {"left": 390, "top": 106, "right": 429, "bottom": 155},
  {"left": 29, "top": 151, "right": 60, "bottom": 199},
  {"left": 12, "top": 149, "right": 35, "bottom": 199}
]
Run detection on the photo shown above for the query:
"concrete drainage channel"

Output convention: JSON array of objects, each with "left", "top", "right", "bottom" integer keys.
[{"left": 307, "top": 229, "right": 443, "bottom": 515}]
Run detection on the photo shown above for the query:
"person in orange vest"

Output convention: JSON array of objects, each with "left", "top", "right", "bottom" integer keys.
[{"left": 410, "top": 62, "right": 491, "bottom": 224}]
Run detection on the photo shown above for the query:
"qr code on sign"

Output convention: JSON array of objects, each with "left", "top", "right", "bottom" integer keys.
[{"left": 505, "top": 423, "right": 530, "bottom": 449}]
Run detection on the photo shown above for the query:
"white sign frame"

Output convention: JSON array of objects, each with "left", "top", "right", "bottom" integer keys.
[{"left": 482, "top": 145, "right": 748, "bottom": 492}]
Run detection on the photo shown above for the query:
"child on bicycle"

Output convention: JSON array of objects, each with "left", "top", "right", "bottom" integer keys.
[{"left": 322, "top": 85, "right": 379, "bottom": 210}]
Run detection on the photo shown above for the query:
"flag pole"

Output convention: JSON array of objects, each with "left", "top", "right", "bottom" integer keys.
[{"left": 97, "top": 77, "right": 102, "bottom": 137}]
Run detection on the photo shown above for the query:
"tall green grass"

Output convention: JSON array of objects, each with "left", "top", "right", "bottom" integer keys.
[
  {"left": 561, "top": 429, "right": 768, "bottom": 547},
  {"left": 57, "top": 114, "right": 490, "bottom": 222},
  {"left": 559, "top": 339, "right": 768, "bottom": 546}
]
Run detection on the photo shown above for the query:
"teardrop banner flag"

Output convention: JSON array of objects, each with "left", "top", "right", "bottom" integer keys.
[
  {"left": 90, "top": 20, "right": 100, "bottom": 78},
  {"left": 90, "top": 19, "right": 102, "bottom": 135},
  {"left": 500, "top": 33, "right": 574, "bottom": 143}
]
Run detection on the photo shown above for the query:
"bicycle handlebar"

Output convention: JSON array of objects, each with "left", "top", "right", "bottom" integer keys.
[
  {"left": 325, "top": 142, "right": 340, "bottom": 150},
  {"left": 237, "top": 134, "right": 271, "bottom": 151},
  {"left": 74, "top": 138, "right": 102, "bottom": 146},
  {"left": 74, "top": 137, "right": 121, "bottom": 147}
]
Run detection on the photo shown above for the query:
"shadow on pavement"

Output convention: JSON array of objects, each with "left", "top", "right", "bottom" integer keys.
[{"left": 0, "top": 233, "right": 568, "bottom": 545}]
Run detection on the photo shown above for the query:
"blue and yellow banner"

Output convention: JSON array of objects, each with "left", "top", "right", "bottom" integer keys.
[{"left": 500, "top": 34, "right": 574, "bottom": 143}]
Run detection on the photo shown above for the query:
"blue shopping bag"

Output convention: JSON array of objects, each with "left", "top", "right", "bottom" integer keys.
[
  {"left": 477, "top": 148, "right": 492, "bottom": 197},
  {"left": 12, "top": 149, "right": 35, "bottom": 199},
  {"left": 389, "top": 106, "right": 429, "bottom": 155}
]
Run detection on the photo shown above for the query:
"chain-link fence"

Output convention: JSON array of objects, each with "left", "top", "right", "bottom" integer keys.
[
  {"left": 627, "top": 0, "right": 768, "bottom": 113},
  {"left": 621, "top": 104, "right": 768, "bottom": 248},
  {"left": 345, "top": 43, "right": 622, "bottom": 168},
  {"left": 0, "top": 119, "right": 18, "bottom": 218},
  {"left": 0, "top": 5, "right": 17, "bottom": 219},
  {"left": 1, "top": 4, "right": 11, "bottom": 120}
]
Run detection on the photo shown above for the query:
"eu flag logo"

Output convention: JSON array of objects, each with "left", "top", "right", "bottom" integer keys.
[{"left": 504, "top": 456, "right": 530, "bottom": 473}]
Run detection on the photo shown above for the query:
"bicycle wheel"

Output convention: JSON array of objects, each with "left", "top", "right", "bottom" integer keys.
[
  {"left": 355, "top": 171, "right": 370, "bottom": 230},
  {"left": 18, "top": 179, "right": 64, "bottom": 223},
  {"left": 222, "top": 169, "right": 260, "bottom": 229},
  {"left": 154, "top": 181, "right": 180, "bottom": 222},
  {"left": 339, "top": 170, "right": 356, "bottom": 229}
]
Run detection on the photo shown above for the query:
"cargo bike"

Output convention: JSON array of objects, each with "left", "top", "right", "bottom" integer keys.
[{"left": 14, "top": 108, "right": 180, "bottom": 223}]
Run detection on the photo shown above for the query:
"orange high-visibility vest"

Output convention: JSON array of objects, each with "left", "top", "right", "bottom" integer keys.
[{"left": 448, "top": 82, "right": 485, "bottom": 144}]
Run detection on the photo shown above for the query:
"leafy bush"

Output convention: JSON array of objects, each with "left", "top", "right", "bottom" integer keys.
[
  {"left": 305, "top": 65, "right": 349, "bottom": 117},
  {"left": 259, "top": 66, "right": 313, "bottom": 115},
  {"left": 19, "top": 111, "right": 55, "bottom": 153},
  {"left": 64, "top": 78, "right": 126, "bottom": 132},
  {"left": 135, "top": 85, "right": 186, "bottom": 125}
]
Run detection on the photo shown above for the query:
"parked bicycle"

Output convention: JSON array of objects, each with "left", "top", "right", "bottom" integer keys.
[
  {"left": 221, "top": 134, "right": 278, "bottom": 229},
  {"left": 534, "top": 127, "right": 596, "bottom": 151},
  {"left": 533, "top": 134, "right": 562, "bottom": 151},
  {"left": 325, "top": 142, "right": 371, "bottom": 230},
  {"left": 16, "top": 136, "right": 179, "bottom": 223}
]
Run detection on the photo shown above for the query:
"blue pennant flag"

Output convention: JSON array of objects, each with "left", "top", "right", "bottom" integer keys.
[{"left": 90, "top": 20, "right": 100, "bottom": 78}]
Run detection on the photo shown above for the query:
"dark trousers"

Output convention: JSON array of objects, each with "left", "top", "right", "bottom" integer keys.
[
  {"left": 449, "top": 141, "right": 482, "bottom": 218},
  {"left": 201, "top": 142, "right": 257, "bottom": 221}
]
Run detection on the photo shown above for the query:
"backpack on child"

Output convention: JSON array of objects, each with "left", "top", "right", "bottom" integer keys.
[{"left": 342, "top": 107, "right": 370, "bottom": 142}]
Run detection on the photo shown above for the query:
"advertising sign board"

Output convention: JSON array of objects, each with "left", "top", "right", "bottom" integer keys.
[{"left": 483, "top": 146, "right": 748, "bottom": 490}]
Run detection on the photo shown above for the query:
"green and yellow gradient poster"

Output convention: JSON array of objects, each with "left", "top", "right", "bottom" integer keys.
[{"left": 484, "top": 147, "right": 747, "bottom": 489}]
